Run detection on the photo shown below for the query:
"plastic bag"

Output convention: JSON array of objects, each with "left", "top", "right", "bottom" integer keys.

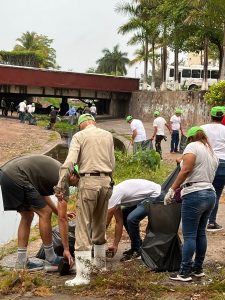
[
  {"left": 36, "top": 220, "right": 75, "bottom": 259},
  {"left": 179, "top": 134, "right": 187, "bottom": 154},
  {"left": 141, "top": 203, "right": 182, "bottom": 272},
  {"left": 141, "top": 139, "right": 153, "bottom": 151}
]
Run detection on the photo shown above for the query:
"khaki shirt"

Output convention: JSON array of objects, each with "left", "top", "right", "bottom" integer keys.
[{"left": 55, "top": 125, "right": 115, "bottom": 199}]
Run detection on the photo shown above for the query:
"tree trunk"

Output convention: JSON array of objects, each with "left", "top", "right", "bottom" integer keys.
[
  {"left": 220, "top": 22, "right": 225, "bottom": 81},
  {"left": 201, "top": 36, "right": 209, "bottom": 91},
  {"left": 142, "top": 37, "right": 148, "bottom": 90},
  {"left": 160, "top": 44, "right": 167, "bottom": 91},
  {"left": 151, "top": 41, "right": 156, "bottom": 91},
  {"left": 174, "top": 48, "right": 179, "bottom": 90}
]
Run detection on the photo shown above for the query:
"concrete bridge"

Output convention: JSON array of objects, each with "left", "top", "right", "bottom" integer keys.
[{"left": 0, "top": 64, "right": 139, "bottom": 117}]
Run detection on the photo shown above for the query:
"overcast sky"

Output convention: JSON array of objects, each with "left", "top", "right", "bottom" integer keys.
[{"left": 0, "top": 0, "right": 144, "bottom": 77}]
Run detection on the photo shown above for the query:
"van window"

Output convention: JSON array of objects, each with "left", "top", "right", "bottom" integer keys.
[
  {"left": 211, "top": 70, "right": 219, "bottom": 79},
  {"left": 169, "top": 69, "right": 174, "bottom": 77},
  {"left": 182, "top": 69, "right": 191, "bottom": 78},
  {"left": 192, "top": 69, "right": 201, "bottom": 78},
  {"left": 201, "top": 70, "right": 210, "bottom": 78}
]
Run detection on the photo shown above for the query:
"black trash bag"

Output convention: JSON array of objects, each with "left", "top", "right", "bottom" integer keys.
[
  {"left": 141, "top": 139, "right": 153, "bottom": 151},
  {"left": 141, "top": 232, "right": 182, "bottom": 272},
  {"left": 161, "top": 165, "right": 180, "bottom": 193},
  {"left": 36, "top": 220, "right": 76, "bottom": 259},
  {"left": 179, "top": 134, "right": 187, "bottom": 154},
  {"left": 141, "top": 202, "right": 182, "bottom": 272}
]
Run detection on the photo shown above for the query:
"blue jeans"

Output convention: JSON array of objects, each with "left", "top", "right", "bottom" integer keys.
[
  {"left": 181, "top": 189, "right": 216, "bottom": 273},
  {"left": 122, "top": 202, "right": 148, "bottom": 250},
  {"left": 19, "top": 111, "right": 25, "bottom": 123},
  {"left": 171, "top": 130, "right": 179, "bottom": 152},
  {"left": 209, "top": 159, "right": 225, "bottom": 224}
]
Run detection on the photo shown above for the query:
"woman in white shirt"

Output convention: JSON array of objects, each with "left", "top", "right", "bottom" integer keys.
[{"left": 164, "top": 127, "right": 218, "bottom": 282}]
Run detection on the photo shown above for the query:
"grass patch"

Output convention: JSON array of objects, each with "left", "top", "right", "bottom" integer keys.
[
  {"left": 48, "top": 131, "right": 59, "bottom": 141},
  {"left": 36, "top": 114, "right": 78, "bottom": 132},
  {"left": 114, "top": 150, "right": 175, "bottom": 184},
  {"left": 0, "top": 269, "right": 52, "bottom": 296}
]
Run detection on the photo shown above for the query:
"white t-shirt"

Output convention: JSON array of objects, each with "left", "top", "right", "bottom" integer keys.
[
  {"left": 108, "top": 179, "right": 161, "bottom": 209},
  {"left": 201, "top": 123, "right": 225, "bottom": 160},
  {"left": 153, "top": 117, "right": 167, "bottom": 135},
  {"left": 170, "top": 115, "right": 181, "bottom": 131},
  {"left": 90, "top": 106, "right": 97, "bottom": 113},
  {"left": 27, "top": 105, "right": 35, "bottom": 114},
  {"left": 130, "top": 119, "right": 146, "bottom": 142},
  {"left": 19, "top": 102, "right": 27, "bottom": 112},
  {"left": 181, "top": 141, "right": 218, "bottom": 196}
]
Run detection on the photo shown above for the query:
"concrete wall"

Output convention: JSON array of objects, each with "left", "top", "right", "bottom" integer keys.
[
  {"left": 129, "top": 91, "right": 210, "bottom": 127},
  {"left": 110, "top": 92, "right": 130, "bottom": 117}
]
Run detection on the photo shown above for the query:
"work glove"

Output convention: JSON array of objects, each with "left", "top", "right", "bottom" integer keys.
[{"left": 164, "top": 188, "right": 175, "bottom": 205}]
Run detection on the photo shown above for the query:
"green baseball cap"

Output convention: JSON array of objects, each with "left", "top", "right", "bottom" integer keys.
[
  {"left": 73, "top": 164, "right": 79, "bottom": 176},
  {"left": 154, "top": 111, "right": 160, "bottom": 116},
  {"left": 126, "top": 115, "right": 133, "bottom": 122},
  {"left": 175, "top": 108, "right": 183, "bottom": 114},
  {"left": 211, "top": 106, "right": 225, "bottom": 117},
  {"left": 187, "top": 126, "right": 205, "bottom": 138},
  {"left": 78, "top": 113, "right": 95, "bottom": 126}
]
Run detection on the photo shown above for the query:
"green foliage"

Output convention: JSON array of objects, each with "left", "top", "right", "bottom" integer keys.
[
  {"left": 0, "top": 50, "right": 44, "bottom": 67},
  {"left": 0, "top": 31, "right": 58, "bottom": 69},
  {"left": 14, "top": 31, "right": 57, "bottom": 68},
  {"left": 36, "top": 114, "right": 78, "bottom": 132},
  {"left": 114, "top": 150, "right": 174, "bottom": 184},
  {"left": 96, "top": 44, "right": 130, "bottom": 76},
  {"left": 204, "top": 80, "right": 225, "bottom": 105},
  {"left": 41, "top": 97, "right": 60, "bottom": 108}
]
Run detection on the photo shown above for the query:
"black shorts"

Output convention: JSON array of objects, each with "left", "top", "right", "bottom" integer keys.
[{"left": 0, "top": 170, "right": 46, "bottom": 212}]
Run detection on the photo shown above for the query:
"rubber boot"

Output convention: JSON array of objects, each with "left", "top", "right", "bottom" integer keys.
[
  {"left": 65, "top": 250, "right": 92, "bottom": 286},
  {"left": 93, "top": 244, "right": 106, "bottom": 272}
]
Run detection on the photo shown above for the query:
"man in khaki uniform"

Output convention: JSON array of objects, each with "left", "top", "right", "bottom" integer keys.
[{"left": 55, "top": 113, "right": 115, "bottom": 286}]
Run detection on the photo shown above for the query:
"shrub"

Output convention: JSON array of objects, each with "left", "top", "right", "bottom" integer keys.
[
  {"left": 113, "top": 150, "right": 173, "bottom": 184},
  {"left": 204, "top": 80, "right": 225, "bottom": 105}
]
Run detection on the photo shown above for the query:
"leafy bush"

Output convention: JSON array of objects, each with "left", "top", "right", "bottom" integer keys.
[
  {"left": 204, "top": 80, "right": 225, "bottom": 105},
  {"left": 128, "top": 149, "right": 160, "bottom": 171},
  {"left": 114, "top": 150, "right": 173, "bottom": 184}
]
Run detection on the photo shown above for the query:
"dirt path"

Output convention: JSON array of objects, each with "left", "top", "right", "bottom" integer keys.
[{"left": 0, "top": 117, "right": 61, "bottom": 166}]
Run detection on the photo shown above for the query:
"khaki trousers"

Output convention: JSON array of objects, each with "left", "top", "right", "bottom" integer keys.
[{"left": 75, "top": 176, "right": 112, "bottom": 251}]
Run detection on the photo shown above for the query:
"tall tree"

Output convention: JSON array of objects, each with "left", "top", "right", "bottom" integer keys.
[
  {"left": 96, "top": 45, "right": 130, "bottom": 76},
  {"left": 116, "top": 0, "right": 160, "bottom": 90},
  {"left": 14, "top": 31, "right": 57, "bottom": 68}
]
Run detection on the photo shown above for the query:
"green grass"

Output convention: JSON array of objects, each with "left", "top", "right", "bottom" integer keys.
[
  {"left": 114, "top": 150, "right": 175, "bottom": 184},
  {"left": 36, "top": 114, "right": 78, "bottom": 132}
]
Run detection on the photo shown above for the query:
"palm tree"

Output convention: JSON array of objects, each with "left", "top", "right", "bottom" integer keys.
[
  {"left": 185, "top": 0, "right": 225, "bottom": 89},
  {"left": 96, "top": 45, "right": 130, "bottom": 76},
  {"left": 14, "top": 31, "right": 40, "bottom": 51},
  {"left": 14, "top": 31, "right": 57, "bottom": 68}
]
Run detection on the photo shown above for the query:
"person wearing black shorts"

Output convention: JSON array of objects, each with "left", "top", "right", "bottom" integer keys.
[{"left": 0, "top": 154, "right": 78, "bottom": 271}]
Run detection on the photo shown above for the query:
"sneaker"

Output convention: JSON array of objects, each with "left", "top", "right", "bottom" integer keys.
[
  {"left": 207, "top": 223, "right": 223, "bottom": 232},
  {"left": 169, "top": 272, "right": 192, "bottom": 282},
  {"left": 122, "top": 248, "right": 134, "bottom": 256},
  {"left": 15, "top": 259, "right": 44, "bottom": 272},
  {"left": 44, "top": 256, "right": 63, "bottom": 272},
  {"left": 120, "top": 250, "right": 141, "bottom": 262},
  {"left": 192, "top": 268, "right": 205, "bottom": 278}
]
